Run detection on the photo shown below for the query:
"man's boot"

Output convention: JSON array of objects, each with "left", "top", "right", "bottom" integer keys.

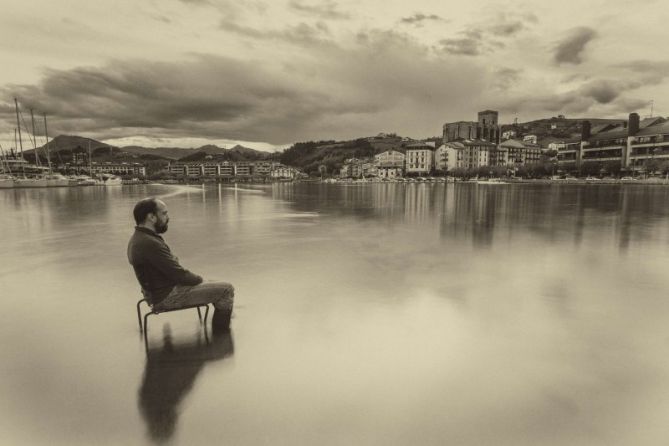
[{"left": 212, "top": 306, "right": 232, "bottom": 333}]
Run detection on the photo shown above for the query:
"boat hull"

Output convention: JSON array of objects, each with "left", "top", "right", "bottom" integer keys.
[
  {"left": 14, "top": 178, "right": 48, "bottom": 188},
  {"left": 46, "top": 178, "right": 71, "bottom": 187}
]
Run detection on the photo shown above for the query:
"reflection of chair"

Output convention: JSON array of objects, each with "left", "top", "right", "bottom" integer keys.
[
  {"left": 136, "top": 298, "right": 211, "bottom": 338},
  {"left": 139, "top": 329, "right": 234, "bottom": 442}
]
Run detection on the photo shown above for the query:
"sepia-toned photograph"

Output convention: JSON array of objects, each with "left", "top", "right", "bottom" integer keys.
[{"left": 1, "top": 1, "right": 668, "bottom": 445}]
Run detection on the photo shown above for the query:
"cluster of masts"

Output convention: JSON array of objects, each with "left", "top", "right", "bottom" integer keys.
[{"left": 0, "top": 98, "right": 54, "bottom": 176}]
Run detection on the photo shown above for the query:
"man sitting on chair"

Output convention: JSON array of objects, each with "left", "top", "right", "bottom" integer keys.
[{"left": 127, "top": 197, "right": 234, "bottom": 331}]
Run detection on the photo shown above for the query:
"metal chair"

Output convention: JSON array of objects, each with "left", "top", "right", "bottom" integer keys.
[{"left": 136, "top": 298, "right": 211, "bottom": 338}]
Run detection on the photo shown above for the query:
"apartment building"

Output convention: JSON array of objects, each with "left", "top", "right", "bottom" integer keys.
[
  {"left": 558, "top": 113, "right": 669, "bottom": 173},
  {"left": 495, "top": 140, "right": 542, "bottom": 166},
  {"left": 90, "top": 162, "right": 146, "bottom": 176},
  {"left": 374, "top": 150, "right": 405, "bottom": 167},
  {"left": 405, "top": 143, "right": 434, "bottom": 175}
]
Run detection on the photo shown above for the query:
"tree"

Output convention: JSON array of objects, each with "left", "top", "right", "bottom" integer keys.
[
  {"left": 178, "top": 151, "right": 208, "bottom": 162},
  {"left": 318, "top": 164, "right": 327, "bottom": 180}
]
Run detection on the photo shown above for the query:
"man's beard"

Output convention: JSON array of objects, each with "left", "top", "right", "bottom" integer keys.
[{"left": 155, "top": 220, "right": 169, "bottom": 234}]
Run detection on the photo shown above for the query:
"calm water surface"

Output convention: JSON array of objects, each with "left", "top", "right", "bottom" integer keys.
[{"left": 1, "top": 183, "right": 669, "bottom": 445}]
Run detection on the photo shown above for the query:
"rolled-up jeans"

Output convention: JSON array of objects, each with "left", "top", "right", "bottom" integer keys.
[{"left": 154, "top": 281, "right": 234, "bottom": 313}]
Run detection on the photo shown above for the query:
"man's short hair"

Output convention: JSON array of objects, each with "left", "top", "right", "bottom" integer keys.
[{"left": 133, "top": 197, "right": 160, "bottom": 225}]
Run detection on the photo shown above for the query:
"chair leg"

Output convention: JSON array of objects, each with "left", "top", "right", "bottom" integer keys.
[
  {"left": 136, "top": 299, "right": 145, "bottom": 331},
  {"left": 204, "top": 305, "right": 210, "bottom": 324},
  {"left": 143, "top": 312, "right": 153, "bottom": 339},
  {"left": 197, "top": 306, "right": 202, "bottom": 322}
]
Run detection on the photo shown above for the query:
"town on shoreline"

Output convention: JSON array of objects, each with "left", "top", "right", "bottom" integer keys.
[{"left": 3, "top": 109, "right": 669, "bottom": 188}]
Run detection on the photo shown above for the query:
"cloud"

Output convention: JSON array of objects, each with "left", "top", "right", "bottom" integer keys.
[
  {"left": 1, "top": 34, "right": 488, "bottom": 144},
  {"left": 440, "top": 31, "right": 483, "bottom": 56},
  {"left": 613, "top": 60, "right": 669, "bottom": 84},
  {"left": 220, "top": 19, "right": 334, "bottom": 47},
  {"left": 177, "top": 0, "right": 212, "bottom": 4},
  {"left": 496, "top": 78, "right": 645, "bottom": 117},
  {"left": 578, "top": 79, "right": 636, "bottom": 104},
  {"left": 493, "top": 68, "right": 522, "bottom": 90},
  {"left": 289, "top": 0, "right": 349, "bottom": 20},
  {"left": 439, "top": 14, "right": 532, "bottom": 57},
  {"left": 489, "top": 20, "right": 525, "bottom": 37},
  {"left": 553, "top": 27, "right": 597, "bottom": 65},
  {"left": 400, "top": 13, "right": 444, "bottom": 26}
]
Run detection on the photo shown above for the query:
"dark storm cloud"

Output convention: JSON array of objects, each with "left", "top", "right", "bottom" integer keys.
[
  {"left": 497, "top": 78, "right": 644, "bottom": 116},
  {"left": 1, "top": 34, "right": 487, "bottom": 144},
  {"left": 400, "top": 13, "right": 444, "bottom": 26},
  {"left": 579, "top": 79, "right": 631, "bottom": 104},
  {"left": 553, "top": 27, "right": 597, "bottom": 65},
  {"left": 289, "top": 0, "right": 350, "bottom": 20}
]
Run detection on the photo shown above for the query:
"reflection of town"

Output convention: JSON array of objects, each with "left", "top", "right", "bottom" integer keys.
[{"left": 269, "top": 182, "right": 669, "bottom": 251}]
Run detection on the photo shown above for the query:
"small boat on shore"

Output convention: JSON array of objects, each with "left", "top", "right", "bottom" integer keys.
[
  {"left": 45, "top": 173, "right": 71, "bottom": 187},
  {"left": 100, "top": 174, "right": 123, "bottom": 186},
  {"left": 73, "top": 175, "right": 98, "bottom": 186},
  {"left": 476, "top": 178, "right": 507, "bottom": 185}
]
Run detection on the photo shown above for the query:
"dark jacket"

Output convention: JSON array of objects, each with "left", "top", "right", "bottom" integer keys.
[{"left": 127, "top": 226, "right": 203, "bottom": 305}]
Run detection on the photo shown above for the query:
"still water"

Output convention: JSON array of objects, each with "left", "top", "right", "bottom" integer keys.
[{"left": 1, "top": 183, "right": 669, "bottom": 445}]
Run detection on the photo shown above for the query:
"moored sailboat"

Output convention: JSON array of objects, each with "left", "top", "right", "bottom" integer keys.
[{"left": 0, "top": 174, "right": 14, "bottom": 189}]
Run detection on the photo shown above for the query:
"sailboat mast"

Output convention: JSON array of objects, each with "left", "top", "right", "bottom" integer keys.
[
  {"left": 30, "top": 109, "right": 41, "bottom": 167},
  {"left": 88, "top": 140, "right": 92, "bottom": 176},
  {"left": 43, "top": 113, "right": 52, "bottom": 173},
  {"left": 14, "top": 99, "right": 23, "bottom": 159}
]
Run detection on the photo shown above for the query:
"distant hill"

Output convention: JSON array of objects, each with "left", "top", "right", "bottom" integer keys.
[
  {"left": 279, "top": 134, "right": 421, "bottom": 175},
  {"left": 500, "top": 117, "right": 626, "bottom": 145},
  {"left": 36, "top": 135, "right": 110, "bottom": 153},
  {"left": 24, "top": 135, "right": 272, "bottom": 161}
]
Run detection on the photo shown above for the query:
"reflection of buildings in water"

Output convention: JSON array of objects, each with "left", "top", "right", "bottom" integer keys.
[
  {"left": 404, "top": 185, "right": 431, "bottom": 224},
  {"left": 138, "top": 329, "right": 234, "bottom": 443},
  {"left": 371, "top": 183, "right": 404, "bottom": 218},
  {"left": 471, "top": 188, "right": 497, "bottom": 248},
  {"left": 271, "top": 182, "right": 296, "bottom": 203},
  {"left": 617, "top": 187, "right": 631, "bottom": 251},
  {"left": 255, "top": 182, "right": 669, "bottom": 250},
  {"left": 1, "top": 186, "right": 114, "bottom": 238},
  {"left": 440, "top": 185, "right": 498, "bottom": 248}
]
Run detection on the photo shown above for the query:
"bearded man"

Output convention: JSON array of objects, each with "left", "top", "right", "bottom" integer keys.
[{"left": 127, "top": 197, "right": 234, "bottom": 331}]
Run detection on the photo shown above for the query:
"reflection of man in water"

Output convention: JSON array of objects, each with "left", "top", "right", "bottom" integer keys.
[
  {"left": 139, "top": 328, "right": 234, "bottom": 442},
  {"left": 127, "top": 198, "right": 234, "bottom": 331}
]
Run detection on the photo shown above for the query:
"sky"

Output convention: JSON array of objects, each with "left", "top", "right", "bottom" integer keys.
[{"left": 0, "top": 0, "right": 667, "bottom": 152}]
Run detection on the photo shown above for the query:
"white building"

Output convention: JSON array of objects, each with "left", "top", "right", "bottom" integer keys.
[
  {"left": 496, "top": 139, "right": 542, "bottom": 165},
  {"left": 377, "top": 166, "right": 403, "bottom": 178},
  {"left": 405, "top": 143, "right": 434, "bottom": 175},
  {"left": 502, "top": 130, "right": 517, "bottom": 140},
  {"left": 523, "top": 134, "right": 538, "bottom": 144},
  {"left": 374, "top": 150, "right": 405, "bottom": 167},
  {"left": 271, "top": 165, "right": 299, "bottom": 179},
  {"left": 91, "top": 162, "right": 146, "bottom": 176},
  {"left": 435, "top": 142, "right": 465, "bottom": 171}
]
